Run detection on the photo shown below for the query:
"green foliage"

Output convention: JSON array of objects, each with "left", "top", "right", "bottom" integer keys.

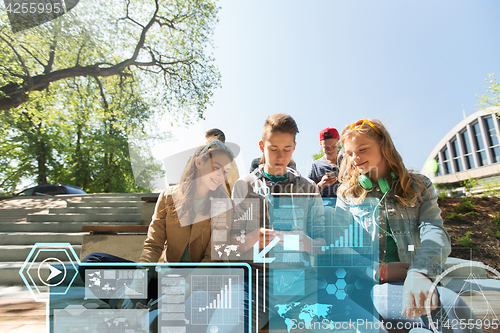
[
  {"left": 312, "top": 148, "right": 324, "bottom": 161},
  {"left": 437, "top": 192, "right": 449, "bottom": 199},
  {"left": 478, "top": 74, "right": 500, "bottom": 108},
  {"left": 0, "top": 0, "right": 221, "bottom": 113},
  {"left": 493, "top": 216, "right": 500, "bottom": 225},
  {"left": 456, "top": 197, "right": 476, "bottom": 214},
  {"left": 495, "top": 231, "right": 500, "bottom": 240},
  {"left": 458, "top": 232, "right": 474, "bottom": 248},
  {"left": 481, "top": 195, "right": 491, "bottom": 201},
  {"left": 445, "top": 212, "right": 463, "bottom": 221},
  {"left": 461, "top": 177, "right": 479, "bottom": 194},
  {"left": 0, "top": 0, "right": 220, "bottom": 193},
  {"left": 464, "top": 211, "right": 480, "bottom": 216}
]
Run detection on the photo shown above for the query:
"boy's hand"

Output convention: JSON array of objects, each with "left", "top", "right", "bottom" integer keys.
[
  {"left": 401, "top": 271, "right": 438, "bottom": 319},
  {"left": 318, "top": 174, "right": 337, "bottom": 190}
]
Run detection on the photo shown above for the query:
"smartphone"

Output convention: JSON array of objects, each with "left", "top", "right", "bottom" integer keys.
[{"left": 326, "top": 170, "right": 338, "bottom": 177}]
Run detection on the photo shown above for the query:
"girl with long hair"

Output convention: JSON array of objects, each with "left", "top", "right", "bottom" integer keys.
[{"left": 337, "top": 119, "right": 480, "bottom": 333}]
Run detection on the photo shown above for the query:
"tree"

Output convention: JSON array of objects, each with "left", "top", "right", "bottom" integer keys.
[
  {"left": 0, "top": 0, "right": 220, "bottom": 114},
  {"left": 0, "top": 0, "right": 219, "bottom": 192},
  {"left": 478, "top": 74, "right": 500, "bottom": 110},
  {"left": 312, "top": 148, "right": 324, "bottom": 161}
]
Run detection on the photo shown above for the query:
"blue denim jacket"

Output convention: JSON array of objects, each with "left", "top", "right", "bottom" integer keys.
[{"left": 335, "top": 174, "right": 451, "bottom": 281}]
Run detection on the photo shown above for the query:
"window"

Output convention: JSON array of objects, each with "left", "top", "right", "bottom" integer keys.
[
  {"left": 434, "top": 155, "right": 441, "bottom": 176},
  {"left": 484, "top": 116, "right": 500, "bottom": 163},
  {"left": 450, "top": 139, "right": 462, "bottom": 172},
  {"left": 472, "top": 121, "right": 488, "bottom": 167},
  {"left": 460, "top": 129, "right": 475, "bottom": 169},
  {"left": 442, "top": 147, "right": 450, "bottom": 175}
]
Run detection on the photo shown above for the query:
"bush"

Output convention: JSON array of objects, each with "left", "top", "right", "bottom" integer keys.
[
  {"left": 481, "top": 195, "right": 491, "bottom": 201},
  {"left": 464, "top": 211, "right": 480, "bottom": 216},
  {"left": 458, "top": 232, "right": 475, "bottom": 248},
  {"left": 457, "top": 197, "right": 476, "bottom": 214},
  {"left": 446, "top": 212, "right": 463, "bottom": 221},
  {"left": 438, "top": 193, "right": 449, "bottom": 199}
]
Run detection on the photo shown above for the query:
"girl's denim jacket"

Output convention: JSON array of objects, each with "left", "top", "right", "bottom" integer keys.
[{"left": 335, "top": 174, "right": 451, "bottom": 281}]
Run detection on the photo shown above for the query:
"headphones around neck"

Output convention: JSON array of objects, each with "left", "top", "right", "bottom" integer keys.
[{"left": 358, "top": 171, "right": 398, "bottom": 194}]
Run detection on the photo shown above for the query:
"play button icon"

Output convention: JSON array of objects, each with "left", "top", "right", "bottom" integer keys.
[
  {"left": 48, "top": 264, "right": 62, "bottom": 280},
  {"left": 38, "top": 258, "right": 67, "bottom": 287}
]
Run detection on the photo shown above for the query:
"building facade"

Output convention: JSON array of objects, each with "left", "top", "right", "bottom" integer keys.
[{"left": 422, "top": 107, "right": 500, "bottom": 188}]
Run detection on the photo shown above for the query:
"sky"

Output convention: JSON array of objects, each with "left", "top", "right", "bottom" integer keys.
[{"left": 153, "top": 0, "right": 500, "bottom": 182}]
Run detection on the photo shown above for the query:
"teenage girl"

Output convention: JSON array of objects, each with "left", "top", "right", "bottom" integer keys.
[
  {"left": 337, "top": 119, "right": 480, "bottom": 333},
  {"left": 81, "top": 140, "right": 234, "bottom": 311}
]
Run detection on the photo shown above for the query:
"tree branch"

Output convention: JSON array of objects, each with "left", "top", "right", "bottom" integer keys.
[{"left": 93, "top": 76, "right": 109, "bottom": 109}]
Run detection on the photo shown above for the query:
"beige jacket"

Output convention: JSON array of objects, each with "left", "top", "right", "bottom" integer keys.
[{"left": 139, "top": 186, "right": 232, "bottom": 263}]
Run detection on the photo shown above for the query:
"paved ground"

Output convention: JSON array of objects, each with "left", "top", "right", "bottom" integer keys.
[
  {"left": 0, "top": 196, "right": 81, "bottom": 332},
  {"left": 0, "top": 286, "right": 47, "bottom": 333}
]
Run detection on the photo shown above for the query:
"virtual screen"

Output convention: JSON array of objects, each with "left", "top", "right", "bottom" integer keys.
[{"left": 48, "top": 263, "right": 249, "bottom": 333}]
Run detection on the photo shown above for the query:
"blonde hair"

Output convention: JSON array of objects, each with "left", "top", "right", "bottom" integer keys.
[
  {"left": 260, "top": 113, "right": 299, "bottom": 164},
  {"left": 337, "top": 119, "right": 425, "bottom": 206},
  {"left": 172, "top": 143, "right": 233, "bottom": 222}
]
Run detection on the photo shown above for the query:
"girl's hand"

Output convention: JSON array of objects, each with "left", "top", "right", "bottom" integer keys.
[
  {"left": 401, "top": 271, "right": 438, "bottom": 319},
  {"left": 380, "top": 262, "right": 410, "bottom": 283}
]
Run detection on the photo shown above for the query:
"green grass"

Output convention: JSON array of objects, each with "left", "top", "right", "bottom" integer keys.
[
  {"left": 493, "top": 217, "right": 500, "bottom": 225},
  {"left": 495, "top": 231, "right": 500, "bottom": 240},
  {"left": 458, "top": 232, "right": 475, "bottom": 248},
  {"left": 446, "top": 212, "right": 463, "bottom": 220}
]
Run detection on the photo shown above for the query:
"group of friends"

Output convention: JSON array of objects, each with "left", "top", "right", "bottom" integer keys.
[{"left": 83, "top": 113, "right": 481, "bottom": 333}]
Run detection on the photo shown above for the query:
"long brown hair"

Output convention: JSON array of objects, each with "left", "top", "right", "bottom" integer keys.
[
  {"left": 172, "top": 143, "right": 233, "bottom": 222},
  {"left": 337, "top": 119, "right": 425, "bottom": 206}
]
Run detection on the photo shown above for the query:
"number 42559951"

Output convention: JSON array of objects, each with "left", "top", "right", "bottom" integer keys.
[{"left": 5, "top": 2, "right": 63, "bottom": 14}]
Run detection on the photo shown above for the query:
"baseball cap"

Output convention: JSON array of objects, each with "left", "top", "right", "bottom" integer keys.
[{"left": 320, "top": 128, "right": 339, "bottom": 141}]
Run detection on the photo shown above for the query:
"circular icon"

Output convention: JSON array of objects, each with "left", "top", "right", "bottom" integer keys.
[
  {"left": 424, "top": 159, "right": 439, "bottom": 174},
  {"left": 426, "top": 262, "right": 500, "bottom": 333},
  {"left": 37, "top": 258, "right": 67, "bottom": 287}
]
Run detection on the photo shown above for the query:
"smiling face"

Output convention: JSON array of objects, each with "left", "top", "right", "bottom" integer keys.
[
  {"left": 195, "top": 151, "right": 232, "bottom": 194},
  {"left": 343, "top": 132, "right": 390, "bottom": 181},
  {"left": 320, "top": 138, "right": 339, "bottom": 161},
  {"left": 259, "top": 131, "right": 296, "bottom": 176}
]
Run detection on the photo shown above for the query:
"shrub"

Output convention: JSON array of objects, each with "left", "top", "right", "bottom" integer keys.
[
  {"left": 458, "top": 232, "right": 475, "bottom": 248},
  {"left": 446, "top": 212, "right": 463, "bottom": 220},
  {"left": 481, "top": 195, "right": 490, "bottom": 201},
  {"left": 457, "top": 197, "right": 476, "bottom": 214},
  {"left": 438, "top": 193, "right": 449, "bottom": 199},
  {"left": 464, "top": 211, "right": 480, "bottom": 216}
]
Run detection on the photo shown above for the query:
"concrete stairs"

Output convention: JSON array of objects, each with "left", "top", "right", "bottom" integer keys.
[{"left": 0, "top": 193, "right": 147, "bottom": 286}]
